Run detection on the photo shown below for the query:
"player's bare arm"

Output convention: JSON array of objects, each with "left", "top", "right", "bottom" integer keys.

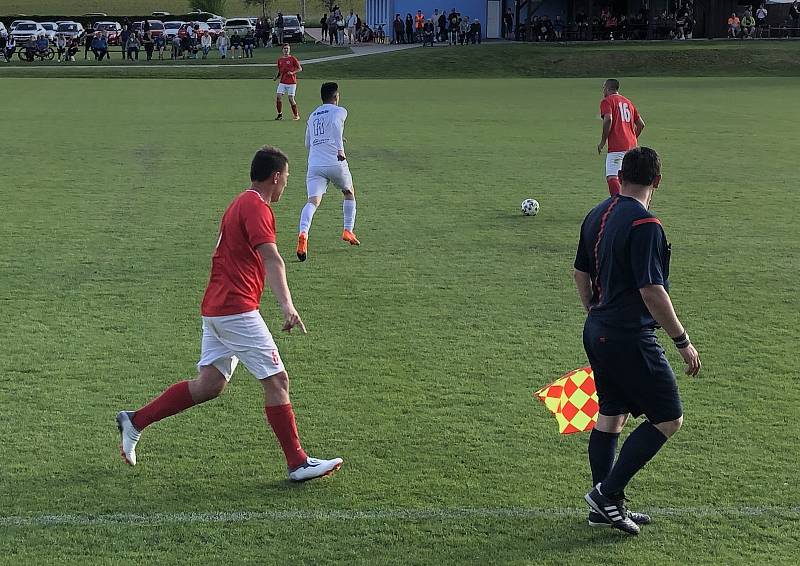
[
  {"left": 634, "top": 116, "right": 646, "bottom": 137},
  {"left": 598, "top": 114, "right": 612, "bottom": 154},
  {"left": 257, "top": 242, "right": 307, "bottom": 334},
  {"left": 639, "top": 284, "right": 701, "bottom": 376},
  {"left": 573, "top": 269, "right": 593, "bottom": 312}
]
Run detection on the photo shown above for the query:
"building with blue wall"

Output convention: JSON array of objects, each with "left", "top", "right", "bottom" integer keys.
[{"left": 365, "top": 0, "right": 508, "bottom": 38}]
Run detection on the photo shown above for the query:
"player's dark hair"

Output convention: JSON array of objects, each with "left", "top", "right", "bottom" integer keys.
[
  {"left": 604, "top": 78, "right": 620, "bottom": 92},
  {"left": 619, "top": 147, "right": 661, "bottom": 187},
  {"left": 321, "top": 82, "right": 339, "bottom": 103},
  {"left": 250, "top": 145, "right": 288, "bottom": 182}
]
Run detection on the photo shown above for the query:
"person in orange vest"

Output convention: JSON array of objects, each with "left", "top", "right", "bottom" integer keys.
[{"left": 414, "top": 10, "right": 425, "bottom": 42}]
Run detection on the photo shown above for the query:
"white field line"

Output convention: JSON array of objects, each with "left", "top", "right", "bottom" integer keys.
[
  {"left": 1, "top": 506, "right": 798, "bottom": 528},
  {"left": 0, "top": 44, "right": 421, "bottom": 72}
]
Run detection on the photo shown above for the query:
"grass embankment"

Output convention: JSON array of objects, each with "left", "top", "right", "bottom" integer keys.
[{"left": 0, "top": 40, "right": 798, "bottom": 79}]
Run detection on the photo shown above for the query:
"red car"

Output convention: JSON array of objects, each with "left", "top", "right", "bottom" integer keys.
[
  {"left": 178, "top": 22, "right": 211, "bottom": 39},
  {"left": 132, "top": 20, "right": 165, "bottom": 38},
  {"left": 93, "top": 21, "right": 122, "bottom": 45}
]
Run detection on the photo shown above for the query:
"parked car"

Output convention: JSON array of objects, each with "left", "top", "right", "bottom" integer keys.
[
  {"left": 0, "top": 22, "right": 7, "bottom": 38},
  {"left": 56, "top": 22, "right": 86, "bottom": 42},
  {"left": 203, "top": 20, "right": 224, "bottom": 42},
  {"left": 11, "top": 21, "right": 45, "bottom": 43},
  {"left": 278, "top": 15, "right": 305, "bottom": 43},
  {"left": 178, "top": 21, "right": 211, "bottom": 40},
  {"left": 39, "top": 22, "right": 59, "bottom": 41},
  {"left": 163, "top": 21, "right": 186, "bottom": 40},
  {"left": 93, "top": 21, "right": 122, "bottom": 45},
  {"left": 132, "top": 20, "right": 165, "bottom": 38},
  {"left": 187, "top": 10, "right": 223, "bottom": 21},
  {"left": 10, "top": 20, "right": 28, "bottom": 31},
  {"left": 223, "top": 17, "right": 255, "bottom": 37}
]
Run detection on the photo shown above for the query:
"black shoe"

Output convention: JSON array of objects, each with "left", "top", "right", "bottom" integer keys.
[
  {"left": 584, "top": 484, "right": 640, "bottom": 535},
  {"left": 588, "top": 509, "right": 652, "bottom": 528},
  {"left": 275, "top": 114, "right": 283, "bottom": 121}
]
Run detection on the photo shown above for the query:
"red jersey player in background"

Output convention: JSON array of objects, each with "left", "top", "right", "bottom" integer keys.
[
  {"left": 273, "top": 44, "right": 303, "bottom": 121},
  {"left": 597, "top": 79, "right": 645, "bottom": 196},
  {"left": 116, "top": 145, "right": 343, "bottom": 482}
]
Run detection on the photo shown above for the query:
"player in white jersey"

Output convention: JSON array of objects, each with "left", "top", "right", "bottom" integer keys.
[{"left": 296, "top": 82, "right": 360, "bottom": 262}]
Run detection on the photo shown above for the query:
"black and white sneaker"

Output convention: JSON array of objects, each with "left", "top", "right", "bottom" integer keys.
[
  {"left": 584, "top": 484, "right": 640, "bottom": 535},
  {"left": 588, "top": 509, "right": 652, "bottom": 528}
]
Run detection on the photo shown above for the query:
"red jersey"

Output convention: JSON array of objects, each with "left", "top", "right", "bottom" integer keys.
[
  {"left": 201, "top": 190, "right": 276, "bottom": 317},
  {"left": 600, "top": 94, "right": 640, "bottom": 153},
  {"left": 277, "top": 55, "right": 300, "bottom": 85}
]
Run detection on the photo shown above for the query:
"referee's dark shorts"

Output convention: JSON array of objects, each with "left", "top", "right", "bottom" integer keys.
[{"left": 583, "top": 319, "right": 683, "bottom": 424}]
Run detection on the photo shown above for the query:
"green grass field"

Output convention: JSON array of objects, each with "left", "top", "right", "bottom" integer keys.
[
  {"left": 1, "top": 41, "right": 799, "bottom": 80},
  {"left": 0, "top": 44, "right": 799, "bottom": 564}
]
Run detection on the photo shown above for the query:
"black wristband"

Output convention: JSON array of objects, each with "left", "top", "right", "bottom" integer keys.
[{"left": 672, "top": 331, "right": 690, "bottom": 349}]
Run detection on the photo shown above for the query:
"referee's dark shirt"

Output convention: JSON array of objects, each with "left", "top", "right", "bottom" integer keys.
[{"left": 574, "top": 195, "right": 670, "bottom": 330}]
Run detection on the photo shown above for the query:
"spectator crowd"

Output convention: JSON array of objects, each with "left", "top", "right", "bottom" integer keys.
[
  {"left": 387, "top": 9, "right": 484, "bottom": 46},
  {"left": 320, "top": 5, "right": 375, "bottom": 45},
  {"left": 1, "top": 14, "right": 315, "bottom": 63}
]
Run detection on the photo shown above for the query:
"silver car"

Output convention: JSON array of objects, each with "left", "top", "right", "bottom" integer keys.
[
  {"left": 11, "top": 21, "right": 45, "bottom": 43},
  {"left": 224, "top": 17, "right": 255, "bottom": 37},
  {"left": 39, "top": 22, "right": 59, "bottom": 41},
  {"left": 163, "top": 21, "right": 186, "bottom": 40},
  {"left": 57, "top": 22, "right": 86, "bottom": 42}
]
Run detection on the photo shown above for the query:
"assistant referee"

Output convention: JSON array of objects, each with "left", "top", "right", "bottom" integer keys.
[{"left": 573, "top": 147, "right": 701, "bottom": 536}]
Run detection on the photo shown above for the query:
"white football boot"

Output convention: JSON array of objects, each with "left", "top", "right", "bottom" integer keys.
[
  {"left": 288, "top": 457, "right": 343, "bottom": 482},
  {"left": 116, "top": 411, "right": 141, "bottom": 466}
]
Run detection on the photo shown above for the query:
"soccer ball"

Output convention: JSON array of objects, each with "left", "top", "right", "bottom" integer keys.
[{"left": 521, "top": 199, "right": 540, "bottom": 216}]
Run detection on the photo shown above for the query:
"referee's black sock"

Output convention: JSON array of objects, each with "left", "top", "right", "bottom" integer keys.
[
  {"left": 600, "top": 421, "right": 667, "bottom": 498},
  {"left": 588, "top": 429, "right": 620, "bottom": 486}
]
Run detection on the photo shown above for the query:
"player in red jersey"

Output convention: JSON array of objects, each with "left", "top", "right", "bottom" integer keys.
[
  {"left": 597, "top": 79, "right": 645, "bottom": 196},
  {"left": 273, "top": 44, "right": 303, "bottom": 121},
  {"left": 116, "top": 146, "right": 343, "bottom": 482}
]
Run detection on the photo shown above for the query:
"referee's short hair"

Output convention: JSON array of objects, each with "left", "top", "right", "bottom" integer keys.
[
  {"left": 321, "top": 82, "right": 339, "bottom": 103},
  {"left": 620, "top": 147, "right": 661, "bottom": 187},
  {"left": 250, "top": 145, "right": 289, "bottom": 182}
]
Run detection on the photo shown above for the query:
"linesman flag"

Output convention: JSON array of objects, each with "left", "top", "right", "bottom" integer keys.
[{"left": 534, "top": 367, "right": 599, "bottom": 434}]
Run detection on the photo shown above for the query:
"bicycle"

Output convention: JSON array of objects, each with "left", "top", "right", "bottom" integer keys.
[
  {"left": 18, "top": 46, "right": 55, "bottom": 62},
  {"left": 374, "top": 23, "right": 386, "bottom": 44}
]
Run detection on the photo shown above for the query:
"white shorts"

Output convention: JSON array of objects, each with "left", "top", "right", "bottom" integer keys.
[
  {"left": 306, "top": 163, "right": 354, "bottom": 198},
  {"left": 277, "top": 83, "right": 297, "bottom": 96},
  {"left": 198, "top": 310, "right": 285, "bottom": 381},
  {"left": 606, "top": 151, "right": 625, "bottom": 178}
]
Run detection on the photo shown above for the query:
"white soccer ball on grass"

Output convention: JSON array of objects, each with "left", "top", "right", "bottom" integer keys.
[{"left": 521, "top": 198, "right": 540, "bottom": 216}]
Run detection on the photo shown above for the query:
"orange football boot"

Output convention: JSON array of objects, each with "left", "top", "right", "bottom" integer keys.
[
  {"left": 296, "top": 232, "right": 308, "bottom": 261},
  {"left": 341, "top": 230, "right": 360, "bottom": 246}
]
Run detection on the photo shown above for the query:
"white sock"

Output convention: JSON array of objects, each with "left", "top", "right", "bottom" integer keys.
[
  {"left": 343, "top": 200, "right": 356, "bottom": 232},
  {"left": 299, "top": 202, "right": 318, "bottom": 235}
]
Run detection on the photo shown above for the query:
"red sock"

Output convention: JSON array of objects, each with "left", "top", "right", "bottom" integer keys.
[
  {"left": 265, "top": 404, "right": 307, "bottom": 469},
  {"left": 276, "top": 99, "right": 282, "bottom": 114},
  {"left": 607, "top": 176, "right": 621, "bottom": 196},
  {"left": 290, "top": 103, "right": 298, "bottom": 117},
  {"left": 132, "top": 380, "right": 196, "bottom": 431}
]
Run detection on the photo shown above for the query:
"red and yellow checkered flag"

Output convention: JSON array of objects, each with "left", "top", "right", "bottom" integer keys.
[{"left": 534, "top": 367, "right": 599, "bottom": 434}]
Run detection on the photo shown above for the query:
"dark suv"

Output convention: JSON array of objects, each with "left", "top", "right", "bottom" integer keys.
[{"left": 276, "top": 15, "right": 305, "bottom": 43}]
